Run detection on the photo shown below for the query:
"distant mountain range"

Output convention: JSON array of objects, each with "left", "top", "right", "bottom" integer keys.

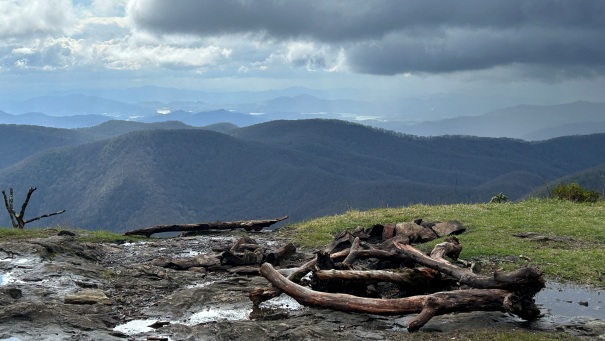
[
  {"left": 391, "top": 101, "right": 605, "bottom": 140},
  {"left": 1, "top": 86, "right": 604, "bottom": 140},
  {"left": 1, "top": 119, "right": 604, "bottom": 232}
]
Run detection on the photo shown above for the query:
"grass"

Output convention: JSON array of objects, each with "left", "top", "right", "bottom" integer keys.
[
  {"left": 0, "top": 225, "right": 146, "bottom": 244},
  {"left": 281, "top": 198, "right": 605, "bottom": 287}
]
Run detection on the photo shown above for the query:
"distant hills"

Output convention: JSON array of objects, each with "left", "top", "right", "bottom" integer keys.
[
  {"left": 1, "top": 86, "right": 604, "bottom": 140},
  {"left": 1, "top": 119, "right": 604, "bottom": 232},
  {"left": 392, "top": 101, "right": 605, "bottom": 140},
  {"left": 529, "top": 163, "right": 605, "bottom": 199},
  {"left": 0, "top": 94, "right": 146, "bottom": 117}
]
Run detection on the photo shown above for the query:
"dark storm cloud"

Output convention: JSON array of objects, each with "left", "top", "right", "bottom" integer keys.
[
  {"left": 347, "top": 27, "right": 605, "bottom": 75},
  {"left": 128, "top": 0, "right": 605, "bottom": 76}
]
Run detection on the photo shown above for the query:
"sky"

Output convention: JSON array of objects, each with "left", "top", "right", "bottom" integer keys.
[{"left": 1, "top": 0, "right": 605, "bottom": 110}]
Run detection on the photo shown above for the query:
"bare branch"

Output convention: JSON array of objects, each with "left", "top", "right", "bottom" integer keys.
[
  {"left": 24, "top": 210, "right": 66, "bottom": 224},
  {"left": 2, "top": 190, "right": 18, "bottom": 228},
  {"left": 19, "top": 187, "right": 37, "bottom": 220},
  {"left": 2, "top": 187, "right": 65, "bottom": 229}
]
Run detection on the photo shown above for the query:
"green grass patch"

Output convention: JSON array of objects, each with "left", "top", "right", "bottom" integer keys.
[
  {"left": 0, "top": 226, "right": 146, "bottom": 244},
  {"left": 282, "top": 199, "right": 605, "bottom": 287}
]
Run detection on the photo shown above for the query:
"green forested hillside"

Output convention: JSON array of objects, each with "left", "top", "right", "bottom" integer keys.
[
  {"left": 0, "top": 124, "right": 96, "bottom": 168},
  {"left": 0, "top": 121, "right": 236, "bottom": 170},
  {"left": 76, "top": 120, "right": 195, "bottom": 138},
  {"left": 529, "top": 163, "right": 605, "bottom": 199},
  {"left": 1, "top": 119, "right": 605, "bottom": 232}
]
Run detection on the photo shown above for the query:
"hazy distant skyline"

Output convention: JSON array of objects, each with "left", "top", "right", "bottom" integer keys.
[{"left": 2, "top": 0, "right": 605, "bottom": 115}]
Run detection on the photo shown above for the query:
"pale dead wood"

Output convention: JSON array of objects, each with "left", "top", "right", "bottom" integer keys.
[
  {"left": 123, "top": 215, "right": 288, "bottom": 237},
  {"left": 314, "top": 268, "right": 440, "bottom": 286},
  {"left": 2, "top": 187, "right": 65, "bottom": 229},
  {"left": 395, "top": 242, "right": 544, "bottom": 292},
  {"left": 259, "top": 262, "right": 539, "bottom": 332}
]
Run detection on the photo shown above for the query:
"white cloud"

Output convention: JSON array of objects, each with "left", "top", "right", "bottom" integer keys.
[
  {"left": 0, "top": 0, "right": 76, "bottom": 38},
  {"left": 92, "top": 37, "right": 232, "bottom": 71},
  {"left": 4, "top": 37, "right": 83, "bottom": 71}
]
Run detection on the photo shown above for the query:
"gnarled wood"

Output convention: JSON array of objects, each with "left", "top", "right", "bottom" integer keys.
[
  {"left": 429, "top": 237, "right": 463, "bottom": 262},
  {"left": 259, "top": 263, "right": 540, "bottom": 332},
  {"left": 314, "top": 268, "right": 440, "bottom": 287},
  {"left": 264, "top": 243, "right": 296, "bottom": 265},
  {"left": 395, "top": 242, "right": 545, "bottom": 293},
  {"left": 123, "top": 215, "right": 288, "bottom": 237}
]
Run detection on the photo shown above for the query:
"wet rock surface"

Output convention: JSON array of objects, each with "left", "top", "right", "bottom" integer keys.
[{"left": 1, "top": 232, "right": 604, "bottom": 340}]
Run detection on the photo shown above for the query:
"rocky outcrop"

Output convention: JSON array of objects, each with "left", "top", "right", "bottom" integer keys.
[{"left": 1, "top": 230, "right": 603, "bottom": 340}]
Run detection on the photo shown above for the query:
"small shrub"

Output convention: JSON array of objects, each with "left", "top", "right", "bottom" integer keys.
[
  {"left": 489, "top": 193, "right": 509, "bottom": 203},
  {"left": 551, "top": 183, "right": 600, "bottom": 203}
]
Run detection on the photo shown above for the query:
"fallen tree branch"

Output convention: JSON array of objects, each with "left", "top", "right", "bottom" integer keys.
[
  {"left": 395, "top": 242, "right": 544, "bottom": 293},
  {"left": 123, "top": 215, "right": 288, "bottom": 237},
  {"left": 264, "top": 243, "right": 296, "bottom": 266},
  {"left": 259, "top": 262, "right": 540, "bottom": 332},
  {"left": 249, "top": 255, "right": 317, "bottom": 306},
  {"left": 249, "top": 246, "right": 416, "bottom": 306},
  {"left": 429, "top": 237, "right": 463, "bottom": 262},
  {"left": 314, "top": 268, "right": 440, "bottom": 287}
]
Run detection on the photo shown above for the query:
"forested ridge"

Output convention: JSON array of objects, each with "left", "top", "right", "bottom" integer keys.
[{"left": 1, "top": 119, "right": 604, "bottom": 231}]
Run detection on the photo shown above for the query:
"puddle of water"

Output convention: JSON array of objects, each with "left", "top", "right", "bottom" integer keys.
[
  {"left": 536, "top": 282, "right": 605, "bottom": 322},
  {"left": 121, "top": 241, "right": 148, "bottom": 247},
  {"left": 113, "top": 306, "right": 253, "bottom": 336},
  {"left": 186, "top": 280, "right": 217, "bottom": 289},
  {"left": 179, "top": 250, "right": 202, "bottom": 257},
  {"left": 260, "top": 294, "right": 304, "bottom": 310},
  {"left": 113, "top": 319, "right": 158, "bottom": 334},
  {"left": 184, "top": 306, "right": 252, "bottom": 325},
  {"left": 113, "top": 294, "right": 305, "bottom": 336},
  {"left": 0, "top": 272, "right": 14, "bottom": 285}
]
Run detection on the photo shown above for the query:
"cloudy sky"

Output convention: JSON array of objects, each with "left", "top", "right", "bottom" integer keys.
[{"left": 2, "top": 0, "right": 605, "bottom": 110}]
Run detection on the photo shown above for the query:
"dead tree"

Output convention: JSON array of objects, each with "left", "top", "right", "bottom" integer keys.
[{"left": 2, "top": 187, "right": 65, "bottom": 229}]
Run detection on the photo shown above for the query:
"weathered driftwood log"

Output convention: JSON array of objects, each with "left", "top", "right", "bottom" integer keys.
[
  {"left": 230, "top": 236, "right": 260, "bottom": 253},
  {"left": 221, "top": 249, "right": 264, "bottom": 266},
  {"left": 123, "top": 216, "right": 288, "bottom": 237},
  {"left": 395, "top": 242, "right": 545, "bottom": 293},
  {"left": 249, "top": 254, "right": 319, "bottom": 306},
  {"left": 250, "top": 245, "right": 417, "bottom": 305},
  {"left": 264, "top": 242, "right": 296, "bottom": 265},
  {"left": 324, "top": 230, "right": 354, "bottom": 253},
  {"left": 342, "top": 237, "right": 361, "bottom": 267},
  {"left": 314, "top": 268, "right": 440, "bottom": 287},
  {"left": 430, "top": 237, "right": 463, "bottom": 261},
  {"left": 259, "top": 262, "right": 540, "bottom": 332}
]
